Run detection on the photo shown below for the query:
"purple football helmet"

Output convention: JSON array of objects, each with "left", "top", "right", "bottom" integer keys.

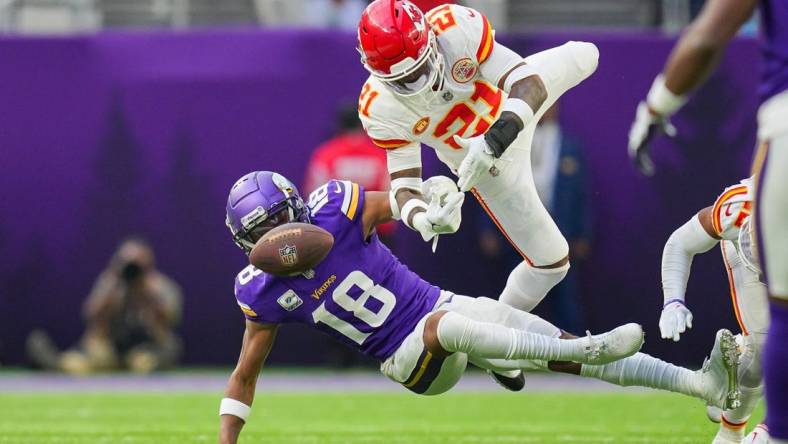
[{"left": 226, "top": 171, "right": 310, "bottom": 253}]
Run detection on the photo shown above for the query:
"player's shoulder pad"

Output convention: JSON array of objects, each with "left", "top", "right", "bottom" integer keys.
[
  {"left": 427, "top": 4, "right": 494, "bottom": 64},
  {"left": 711, "top": 180, "right": 753, "bottom": 238},
  {"left": 307, "top": 179, "right": 365, "bottom": 223},
  {"left": 358, "top": 77, "right": 419, "bottom": 150}
]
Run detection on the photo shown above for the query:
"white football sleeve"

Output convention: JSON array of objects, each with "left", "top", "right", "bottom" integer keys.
[
  {"left": 661, "top": 215, "right": 719, "bottom": 303},
  {"left": 386, "top": 143, "right": 422, "bottom": 173}
]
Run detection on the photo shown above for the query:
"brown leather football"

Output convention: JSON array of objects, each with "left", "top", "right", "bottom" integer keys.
[{"left": 249, "top": 222, "right": 334, "bottom": 276}]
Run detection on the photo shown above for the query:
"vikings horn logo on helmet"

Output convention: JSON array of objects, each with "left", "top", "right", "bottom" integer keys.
[{"left": 272, "top": 173, "right": 295, "bottom": 196}]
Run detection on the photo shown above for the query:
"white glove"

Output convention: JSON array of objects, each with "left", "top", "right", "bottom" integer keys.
[
  {"left": 627, "top": 101, "right": 676, "bottom": 177},
  {"left": 659, "top": 300, "right": 693, "bottom": 342},
  {"left": 422, "top": 175, "right": 458, "bottom": 206},
  {"left": 454, "top": 134, "right": 495, "bottom": 192},
  {"left": 412, "top": 191, "right": 465, "bottom": 242}
]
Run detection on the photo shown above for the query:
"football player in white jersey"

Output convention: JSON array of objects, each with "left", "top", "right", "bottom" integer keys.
[
  {"left": 356, "top": 0, "right": 599, "bottom": 387},
  {"left": 660, "top": 177, "right": 768, "bottom": 443}
]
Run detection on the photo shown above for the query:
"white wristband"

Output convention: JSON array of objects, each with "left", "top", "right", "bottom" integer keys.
[
  {"left": 220, "top": 397, "right": 251, "bottom": 422},
  {"left": 389, "top": 190, "right": 401, "bottom": 220},
  {"left": 410, "top": 211, "right": 436, "bottom": 241},
  {"left": 401, "top": 199, "right": 428, "bottom": 230},
  {"left": 390, "top": 177, "right": 422, "bottom": 194},
  {"left": 502, "top": 98, "right": 535, "bottom": 128},
  {"left": 646, "top": 74, "right": 687, "bottom": 117}
]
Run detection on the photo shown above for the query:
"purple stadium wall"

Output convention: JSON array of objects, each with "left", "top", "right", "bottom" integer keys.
[{"left": 0, "top": 30, "right": 757, "bottom": 366}]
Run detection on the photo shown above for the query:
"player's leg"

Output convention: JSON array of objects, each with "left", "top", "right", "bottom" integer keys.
[
  {"left": 473, "top": 134, "right": 569, "bottom": 312},
  {"left": 754, "top": 134, "right": 788, "bottom": 443},
  {"left": 447, "top": 297, "right": 740, "bottom": 409},
  {"left": 421, "top": 295, "right": 643, "bottom": 367},
  {"left": 380, "top": 297, "right": 469, "bottom": 396},
  {"left": 714, "top": 241, "right": 768, "bottom": 443}
]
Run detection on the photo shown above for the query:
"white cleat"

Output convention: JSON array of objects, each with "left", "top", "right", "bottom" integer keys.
[
  {"left": 698, "top": 329, "right": 742, "bottom": 410},
  {"left": 706, "top": 405, "right": 722, "bottom": 423},
  {"left": 742, "top": 424, "right": 770, "bottom": 443},
  {"left": 579, "top": 323, "right": 644, "bottom": 365}
]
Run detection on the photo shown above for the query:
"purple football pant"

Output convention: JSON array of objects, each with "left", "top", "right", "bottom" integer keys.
[{"left": 755, "top": 132, "right": 788, "bottom": 440}]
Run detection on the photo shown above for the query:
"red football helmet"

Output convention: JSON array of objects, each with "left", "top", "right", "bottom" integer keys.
[{"left": 358, "top": 0, "right": 445, "bottom": 96}]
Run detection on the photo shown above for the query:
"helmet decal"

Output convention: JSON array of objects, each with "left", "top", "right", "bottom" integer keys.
[
  {"left": 272, "top": 173, "right": 295, "bottom": 197},
  {"left": 240, "top": 206, "right": 268, "bottom": 230},
  {"left": 402, "top": 1, "right": 425, "bottom": 32}
]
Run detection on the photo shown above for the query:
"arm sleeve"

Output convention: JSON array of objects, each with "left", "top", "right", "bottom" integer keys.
[
  {"left": 386, "top": 143, "right": 422, "bottom": 173},
  {"left": 479, "top": 42, "right": 525, "bottom": 88},
  {"left": 661, "top": 215, "right": 719, "bottom": 303},
  {"left": 521, "top": 42, "right": 599, "bottom": 111}
]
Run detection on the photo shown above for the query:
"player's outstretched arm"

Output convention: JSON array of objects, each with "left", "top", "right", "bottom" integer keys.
[
  {"left": 628, "top": 0, "right": 757, "bottom": 175},
  {"left": 219, "top": 320, "right": 278, "bottom": 444},
  {"left": 362, "top": 191, "right": 394, "bottom": 239},
  {"left": 387, "top": 168, "right": 465, "bottom": 248},
  {"left": 659, "top": 207, "right": 720, "bottom": 341},
  {"left": 457, "top": 41, "right": 599, "bottom": 191}
]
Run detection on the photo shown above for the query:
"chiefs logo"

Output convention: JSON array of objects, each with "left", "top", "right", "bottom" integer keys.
[
  {"left": 451, "top": 58, "right": 477, "bottom": 83},
  {"left": 413, "top": 117, "right": 430, "bottom": 135}
]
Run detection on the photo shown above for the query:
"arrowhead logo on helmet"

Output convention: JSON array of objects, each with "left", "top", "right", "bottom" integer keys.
[{"left": 357, "top": 0, "right": 446, "bottom": 97}]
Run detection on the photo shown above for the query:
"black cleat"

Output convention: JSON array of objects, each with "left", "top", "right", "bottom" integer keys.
[{"left": 488, "top": 369, "right": 525, "bottom": 392}]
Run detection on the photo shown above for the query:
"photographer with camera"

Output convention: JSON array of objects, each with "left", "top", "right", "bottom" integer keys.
[{"left": 27, "top": 237, "right": 183, "bottom": 374}]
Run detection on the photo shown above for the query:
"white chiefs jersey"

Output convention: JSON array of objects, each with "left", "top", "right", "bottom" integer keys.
[
  {"left": 712, "top": 177, "right": 759, "bottom": 273},
  {"left": 712, "top": 178, "right": 754, "bottom": 241},
  {"left": 358, "top": 4, "right": 514, "bottom": 172}
]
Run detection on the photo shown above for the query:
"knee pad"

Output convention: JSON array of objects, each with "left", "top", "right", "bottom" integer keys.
[
  {"left": 420, "top": 353, "right": 468, "bottom": 396},
  {"left": 500, "top": 261, "right": 570, "bottom": 311}
]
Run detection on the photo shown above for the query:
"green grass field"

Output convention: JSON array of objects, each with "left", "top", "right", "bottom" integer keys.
[{"left": 0, "top": 392, "right": 765, "bottom": 444}]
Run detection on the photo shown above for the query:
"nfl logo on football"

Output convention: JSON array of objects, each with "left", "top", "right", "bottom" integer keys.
[{"left": 279, "top": 244, "right": 298, "bottom": 266}]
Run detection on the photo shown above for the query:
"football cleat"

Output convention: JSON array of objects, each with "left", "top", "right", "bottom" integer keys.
[
  {"left": 742, "top": 424, "right": 769, "bottom": 443},
  {"left": 579, "top": 323, "right": 644, "bottom": 365},
  {"left": 706, "top": 405, "right": 722, "bottom": 423},
  {"left": 698, "top": 329, "right": 741, "bottom": 410},
  {"left": 488, "top": 369, "right": 525, "bottom": 392}
]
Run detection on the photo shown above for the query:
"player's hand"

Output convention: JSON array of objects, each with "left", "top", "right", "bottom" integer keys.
[
  {"left": 422, "top": 175, "right": 458, "bottom": 206},
  {"left": 425, "top": 191, "right": 464, "bottom": 235},
  {"left": 627, "top": 101, "right": 676, "bottom": 177},
  {"left": 658, "top": 300, "right": 693, "bottom": 342},
  {"left": 454, "top": 134, "right": 495, "bottom": 192}
]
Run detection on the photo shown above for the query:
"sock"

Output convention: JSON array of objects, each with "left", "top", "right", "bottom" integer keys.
[
  {"left": 717, "top": 414, "right": 747, "bottom": 441},
  {"left": 716, "top": 386, "right": 761, "bottom": 443},
  {"left": 579, "top": 352, "right": 700, "bottom": 398},
  {"left": 764, "top": 302, "right": 788, "bottom": 439},
  {"left": 436, "top": 311, "right": 585, "bottom": 362},
  {"left": 499, "top": 261, "right": 569, "bottom": 311}
]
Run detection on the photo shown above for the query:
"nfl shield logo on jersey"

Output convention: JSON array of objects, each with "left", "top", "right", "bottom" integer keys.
[
  {"left": 279, "top": 244, "right": 298, "bottom": 266},
  {"left": 277, "top": 290, "right": 303, "bottom": 311}
]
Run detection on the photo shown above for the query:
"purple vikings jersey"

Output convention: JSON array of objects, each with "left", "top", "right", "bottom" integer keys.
[
  {"left": 759, "top": 0, "right": 788, "bottom": 101},
  {"left": 234, "top": 180, "right": 440, "bottom": 361}
]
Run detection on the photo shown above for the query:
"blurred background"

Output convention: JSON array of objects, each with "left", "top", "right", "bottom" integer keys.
[{"left": 0, "top": 0, "right": 758, "bottom": 373}]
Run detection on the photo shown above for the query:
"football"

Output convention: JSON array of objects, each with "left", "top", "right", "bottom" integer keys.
[{"left": 249, "top": 222, "right": 334, "bottom": 276}]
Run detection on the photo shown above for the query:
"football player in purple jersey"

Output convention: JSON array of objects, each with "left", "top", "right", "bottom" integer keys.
[
  {"left": 218, "top": 171, "right": 739, "bottom": 444},
  {"left": 627, "top": 1, "right": 788, "bottom": 441}
]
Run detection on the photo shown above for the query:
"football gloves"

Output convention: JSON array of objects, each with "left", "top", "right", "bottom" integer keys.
[
  {"left": 659, "top": 300, "right": 693, "bottom": 342},
  {"left": 627, "top": 101, "right": 676, "bottom": 177},
  {"left": 454, "top": 134, "right": 495, "bottom": 192}
]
